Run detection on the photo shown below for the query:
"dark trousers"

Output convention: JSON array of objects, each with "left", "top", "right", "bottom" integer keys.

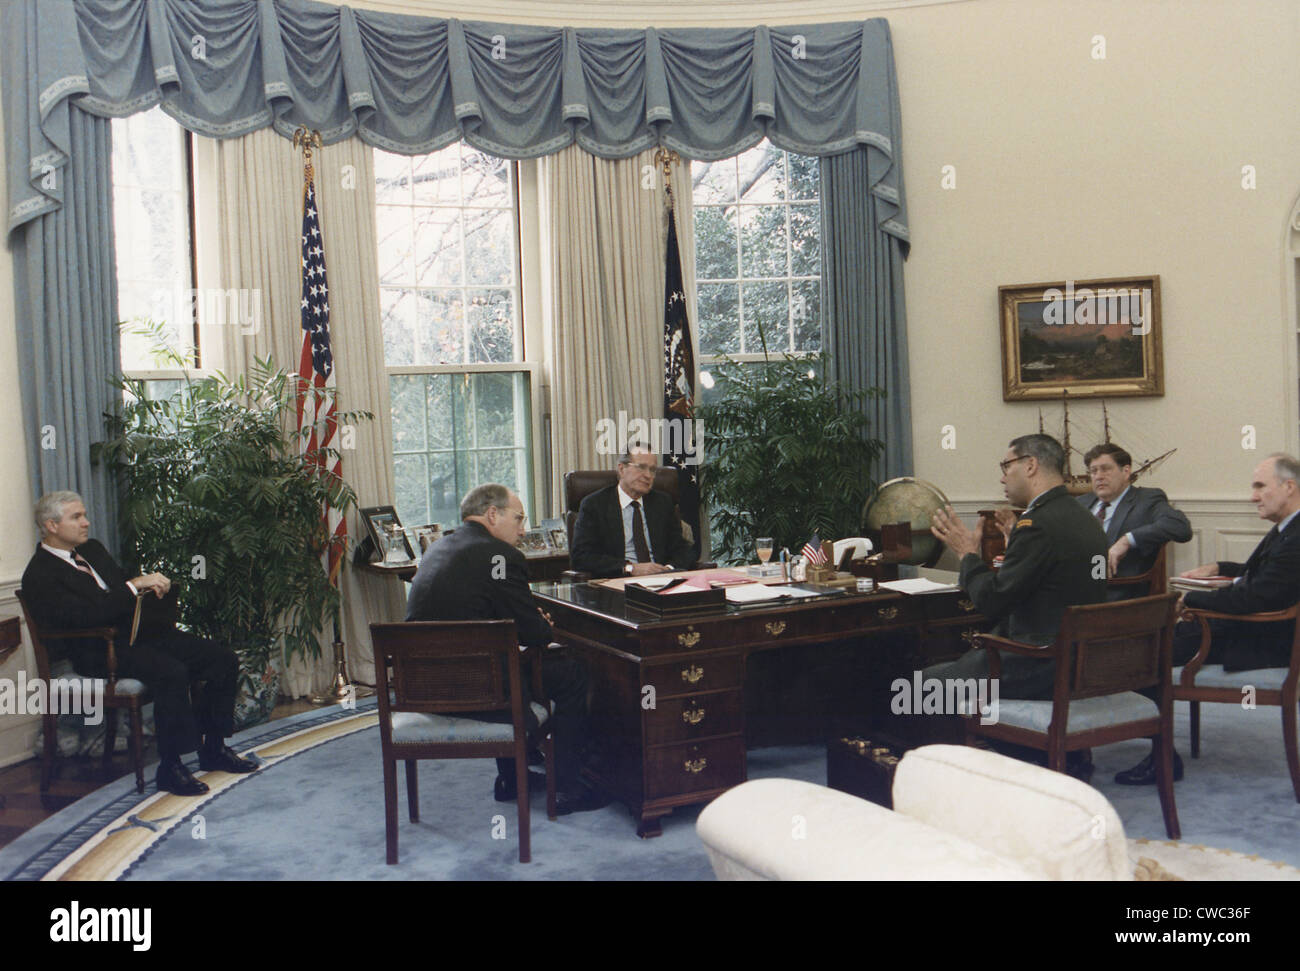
[
  {"left": 74, "top": 631, "right": 239, "bottom": 761},
  {"left": 494, "top": 650, "right": 591, "bottom": 793}
]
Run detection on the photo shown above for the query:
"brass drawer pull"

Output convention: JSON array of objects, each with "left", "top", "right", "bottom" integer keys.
[
  {"left": 877, "top": 606, "right": 899, "bottom": 620},
  {"left": 957, "top": 598, "right": 976, "bottom": 613},
  {"left": 677, "top": 628, "right": 701, "bottom": 648},
  {"left": 681, "top": 664, "right": 704, "bottom": 684},
  {"left": 765, "top": 621, "right": 786, "bottom": 637},
  {"left": 684, "top": 758, "right": 707, "bottom": 774},
  {"left": 961, "top": 628, "right": 980, "bottom": 646},
  {"left": 682, "top": 707, "right": 706, "bottom": 725}
]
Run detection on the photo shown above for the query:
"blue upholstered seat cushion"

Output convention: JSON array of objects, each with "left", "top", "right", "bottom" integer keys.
[
  {"left": 59, "top": 673, "right": 146, "bottom": 697},
  {"left": 1173, "top": 665, "right": 1289, "bottom": 691},
  {"left": 391, "top": 703, "right": 550, "bottom": 744},
  {"left": 960, "top": 692, "right": 1158, "bottom": 734}
]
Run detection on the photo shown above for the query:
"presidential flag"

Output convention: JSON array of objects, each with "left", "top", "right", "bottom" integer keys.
[
  {"left": 663, "top": 209, "right": 701, "bottom": 559},
  {"left": 296, "top": 178, "right": 346, "bottom": 585}
]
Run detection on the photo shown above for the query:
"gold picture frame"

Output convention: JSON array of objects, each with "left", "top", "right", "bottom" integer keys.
[{"left": 999, "top": 275, "right": 1163, "bottom": 400}]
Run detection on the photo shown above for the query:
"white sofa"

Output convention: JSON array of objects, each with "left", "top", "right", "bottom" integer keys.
[{"left": 696, "top": 744, "right": 1132, "bottom": 880}]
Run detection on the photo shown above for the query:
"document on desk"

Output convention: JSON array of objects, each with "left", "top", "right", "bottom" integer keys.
[
  {"left": 724, "top": 583, "right": 786, "bottom": 603},
  {"left": 878, "top": 578, "right": 962, "bottom": 595}
]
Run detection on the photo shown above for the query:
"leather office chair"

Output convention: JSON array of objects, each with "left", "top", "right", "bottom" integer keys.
[
  {"left": 562, "top": 468, "right": 711, "bottom": 576},
  {"left": 15, "top": 589, "right": 151, "bottom": 794},
  {"left": 370, "top": 620, "right": 557, "bottom": 864},
  {"left": 1107, "top": 541, "right": 1169, "bottom": 598},
  {"left": 1176, "top": 604, "right": 1300, "bottom": 801},
  {"left": 962, "top": 593, "right": 1181, "bottom": 839}
]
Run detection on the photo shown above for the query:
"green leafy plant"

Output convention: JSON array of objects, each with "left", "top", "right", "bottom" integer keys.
[
  {"left": 96, "top": 325, "right": 371, "bottom": 715},
  {"left": 696, "top": 352, "right": 884, "bottom": 564}
]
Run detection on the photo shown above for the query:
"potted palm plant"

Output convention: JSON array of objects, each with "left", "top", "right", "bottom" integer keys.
[
  {"left": 696, "top": 352, "right": 884, "bottom": 565},
  {"left": 96, "top": 342, "right": 369, "bottom": 727}
]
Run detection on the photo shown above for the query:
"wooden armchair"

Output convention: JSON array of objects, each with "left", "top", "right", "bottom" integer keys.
[
  {"left": 370, "top": 620, "right": 557, "bottom": 864},
  {"left": 15, "top": 589, "right": 151, "bottom": 794},
  {"left": 1108, "top": 541, "right": 1169, "bottom": 598},
  {"left": 963, "top": 593, "right": 1181, "bottom": 839},
  {"left": 1176, "top": 605, "right": 1300, "bottom": 801}
]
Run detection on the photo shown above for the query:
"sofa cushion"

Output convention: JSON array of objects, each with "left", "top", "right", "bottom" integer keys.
[
  {"left": 892, "top": 744, "right": 1131, "bottom": 881},
  {"left": 695, "top": 777, "right": 1039, "bottom": 881}
]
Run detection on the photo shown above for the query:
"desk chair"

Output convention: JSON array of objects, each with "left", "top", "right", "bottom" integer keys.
[
  {"left": 15, "top": 589, "right": 150, "bottom": 794},
  {"left": 371, "top": 620, "right": 557, "bottom": 864},
  {"left": 1177, "top": 605, "right": 1300, "bottom": 801},
  {"left": 962, "top": 593, "right": 1181, "bottom": 839},
  {"left": 1108, "top": 541, "right": 1169, "bottom": 598}
]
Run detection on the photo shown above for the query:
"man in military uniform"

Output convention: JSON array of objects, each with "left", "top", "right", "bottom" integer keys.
[{"left": 928, "top": 433, "right": 1110, "bottom": 699}]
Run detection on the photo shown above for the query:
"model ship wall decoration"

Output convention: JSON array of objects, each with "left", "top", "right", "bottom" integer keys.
[{"left": 1038, "top": 392, "right": 1176, "bottom": 496}]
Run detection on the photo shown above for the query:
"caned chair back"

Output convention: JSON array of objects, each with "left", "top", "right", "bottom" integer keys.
[
  {"left": 372, "top": 619, "right": 521, "bottom": 718},
  {"left": 1058, "top": 593, "right": 1177, "bottom": 700}
]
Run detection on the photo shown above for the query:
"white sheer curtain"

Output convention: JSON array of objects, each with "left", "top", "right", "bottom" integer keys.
[
  {"left": 193, "top": 129, "right": 403, "bottom": 696},
  {"left": 538, "top": 146, "right": 697, "bottom": 508}
]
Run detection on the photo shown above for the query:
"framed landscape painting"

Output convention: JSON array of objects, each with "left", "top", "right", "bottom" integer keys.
[{"left": 999, "top": 275, "right": 1163, "bottom": 400}]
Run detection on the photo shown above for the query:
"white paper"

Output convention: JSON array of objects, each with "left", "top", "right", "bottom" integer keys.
[
  {"left": 725, "top": 583, "right": 787, "bottom": 603},
  {"left": 878, "top": 578, "right": 961, "bottom": 595}
]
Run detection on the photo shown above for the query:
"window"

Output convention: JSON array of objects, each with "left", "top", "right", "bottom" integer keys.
[
  {"left": 692, "top": 142, "right": 821, "bottom": 363},
  {"left": 376, "top": 143, "right": 534, "bottom": 528},
  {"left": 111, "top": 106, "right": 197, "bottom": 375}
]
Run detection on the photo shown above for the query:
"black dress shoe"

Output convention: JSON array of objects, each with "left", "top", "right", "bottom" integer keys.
[
  {"left": 156, "top": 758, "right": 210, "bottom": 796},
  {"left": 198, "top": 745, "right": 259, "bottom": 774},
  {"left": 494, "top": 771, "right": 548, "bottom": 802},
  {"left": 1114, "top": 750, "right": 1184, "bottom": 785},
  {"left": 554, "top": 787, "right": 611, "bottom": 816}
]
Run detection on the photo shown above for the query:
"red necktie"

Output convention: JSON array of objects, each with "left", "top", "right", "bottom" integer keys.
[
  {"left": 1096, "top": 501, "right": 1109, "bottom": 524},
  {"left": 631, "top": 501, "right": 651, "bottom": 563}
]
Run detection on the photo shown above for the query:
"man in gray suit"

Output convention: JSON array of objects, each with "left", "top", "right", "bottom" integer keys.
[{"left": 1079, "top": 443, "right": 1191, "bottom": 596}]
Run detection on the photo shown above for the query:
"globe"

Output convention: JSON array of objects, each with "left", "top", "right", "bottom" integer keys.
[{"left": 861, "top": 477, "right": 952, "bottom": 567}]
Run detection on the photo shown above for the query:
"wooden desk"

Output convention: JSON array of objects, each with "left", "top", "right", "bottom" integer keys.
[{"left": 533, "top": 577, "right": 988, "bottom": 836}]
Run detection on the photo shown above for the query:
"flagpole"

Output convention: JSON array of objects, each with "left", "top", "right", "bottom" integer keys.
[{"left": 290, "top": 127, "right": 367, "bottom": 707}]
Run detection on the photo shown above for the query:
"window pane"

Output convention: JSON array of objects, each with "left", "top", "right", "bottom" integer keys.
[
  {"left": 740, "top": 205, "right": 788, "bottom": 279},
  {"left": 413, "top": 208, "right": 461, "bottom": 287},
  {"left": 393, "top": 454, "right": 430, "bottom": 529},
  {"left": 376, "top": 205, "right": 414, "bottom": 286},
  {"left": 738, "top": 144, "right": 785, "bottom": 203},
  {"left": 787, "top": 153, "right": 819, "bottom": 202},
  {"left": 390, "top": 374, "right": 427, "bottom": 453},
  {"left": 418, "top": 290, "right": 465, "bottom": 365},
  {"left": 698, "top": 282, "right": 740, "bottom": 356},
  {"left": 792, "top": 279, "right": 821, "bottom": 351},
  {"left": 464, "top": 209, "right": 515, "bottom": 287},
  {"left": 741, "top": 280, "right": 789, "bottom": 353},
  {"left": 695, "top": 206, "right": 737, "bottom": 281},
  {"left": 374, "top": 152, "right": 412, "bottom": 205},
  {"left": 462, "top": 152, "right": 512, "bottom": 207},
  {"left": 467, "top": 289, "right": 515, "bottom": 363},
  {"left": 412, "top": 146, "right": 461, "bottom": 207},
  {"left": 789, "top": 203, "right": 820, "bottom": 278},
  {"left": 691, "top": 159, "right": 736, "bottom": 205},
  {"left": 381, "top": 288, "right": 417, "bottom": 366}
]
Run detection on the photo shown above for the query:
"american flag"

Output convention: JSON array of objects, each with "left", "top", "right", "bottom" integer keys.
[
  {"left": 296, "top": 178, "right": 346, "bottom": 585},
  {"left": 801, "top": 534, "right": 827, "bottom": 564},
  {"left": 663, "top": 209, "right": 701, "bottom": 559}
]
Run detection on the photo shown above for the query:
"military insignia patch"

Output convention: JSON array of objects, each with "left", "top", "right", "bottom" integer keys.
[{"left": 1015, "top": 518, "right": 1033, "bottom": 528}]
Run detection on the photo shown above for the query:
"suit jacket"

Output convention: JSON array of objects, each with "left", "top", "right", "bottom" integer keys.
[
  {"left": 1182, "top": 513, "right": 1300, "bottom": 669},
  {"left": 570, "top": 485, "right": 695, "bottom": 578},
  {"left": 405, "top": 520, "right": 551, "bottom": 648},
  {"left": 959, "top": 485, "right": 1109, "bottom": 696},
  {"left": 21, "top": 540, "right": 140, "bottom": 662},
  {"left": 1077, "top": 485, "right": 1192, "bottom": 578}
]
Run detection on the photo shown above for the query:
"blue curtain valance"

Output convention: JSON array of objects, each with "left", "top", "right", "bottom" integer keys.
[{"left": 4, "top": 0, "right": 907, "bottom": 238}]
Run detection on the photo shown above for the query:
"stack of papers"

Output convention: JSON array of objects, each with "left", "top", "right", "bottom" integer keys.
[{"left": 878, "top": 578, "right": 962, "bottom": 595}]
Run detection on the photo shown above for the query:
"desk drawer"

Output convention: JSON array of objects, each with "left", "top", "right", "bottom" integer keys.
[
  {"left": 922, "top": 592, "right": 984, "bottom": 625},
  {"left": 646, "top": 736, "right": 746, "bottom": 799},
  {"left": 643, "top": 652, "right": 743, "bottom": 697},
  {"left": 645, "top": 689, "right": 743, "bottom": 746}
]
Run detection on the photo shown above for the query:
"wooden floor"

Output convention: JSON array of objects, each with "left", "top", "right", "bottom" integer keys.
[{"left": 0, "top": 698, "right": 320, "bottom": 851}]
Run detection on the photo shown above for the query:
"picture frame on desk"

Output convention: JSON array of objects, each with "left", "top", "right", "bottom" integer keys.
[
  {"left": 359, "top": 505, "right": 416, "bottom": 563},
  {"left": 519, "top": 527, "right": 550, "bottom": 556},
  {"left": 999, "top": 275, "right": 1163, "bottom": 400},
  {"left": 414, "top": 524, "right": 442, "bottom": 554}
]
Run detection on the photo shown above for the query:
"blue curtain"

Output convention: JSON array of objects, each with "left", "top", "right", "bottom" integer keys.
[
  {"left": 819, "top": 144, "right": 912, "bottom": 484},
  {"left": 11, "top": 104, "right": 122, "bottom": 555}
]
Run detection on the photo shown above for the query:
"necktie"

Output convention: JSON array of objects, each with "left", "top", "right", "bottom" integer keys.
[
  {"left": 630, "top": 501, "right": 651, "bottom": 563},
  {"left": 72, "top": 553, "right": 96, "bottom": 578},
  {"left": 1096, "top": 501, "right": 1109, "bottom": 524}
]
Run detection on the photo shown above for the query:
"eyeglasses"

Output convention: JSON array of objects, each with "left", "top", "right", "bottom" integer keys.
[
  {"left": 623, "top": 462, "right": 658, "bottom": 475},
  {"left": 998, "top": 456, "right": 1031, "bottom": 474},
  {"left": 494, "top": 506, "right": 527, "bottom": 526}
]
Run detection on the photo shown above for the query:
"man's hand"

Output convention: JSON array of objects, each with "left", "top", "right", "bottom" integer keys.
[
  {"left": 629, "top": 562, "right": 672, "bottom": 576},
  {"left": 993, "top": 508, "right": 1017, "bottom": 544},
  {"left": 538, "top": 607, "right": 553, "bottom": 626},
  {"left": 130, "top": 572, "right": 172, "bottom": 597},
  {"left": 1180, "top": 562, "right": 1220, "bottom": 579},
  {"left": 1107, "top": 536, "right": 1132, "bottom": 576},
  {"left": 930, "top": 505, "right": 981, "bottom": 559}
]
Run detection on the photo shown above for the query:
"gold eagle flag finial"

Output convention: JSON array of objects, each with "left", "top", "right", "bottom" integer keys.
[{"left": 293, "top": 126, "right": 323, "bottom": 186}]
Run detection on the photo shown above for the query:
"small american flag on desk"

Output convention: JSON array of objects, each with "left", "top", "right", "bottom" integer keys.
[{"left": 801, "top": 534, "right": 827, "bottom": 565}]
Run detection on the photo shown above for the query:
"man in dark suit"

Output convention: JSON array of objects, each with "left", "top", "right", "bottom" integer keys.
[
  {"left": 1115, "top": 453, "right": 1300, "bottom": 785},
  {"left": 929, "top": 434, "right": 1110, "bottom": 700},
  {"left": 570, "top": 446, "right": 695, "bottom": 578},
  {"left": 21, "top": 491, "right": 257, "bottom": 795},
  {"left": 405, "top": 483, "right": 606, "bottom": 814},
  {"left": 1078, "top": 442, "right": 1191, "bottom": 596}
]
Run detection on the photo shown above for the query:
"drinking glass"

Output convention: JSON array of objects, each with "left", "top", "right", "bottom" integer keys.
[{"left": 756, "top": 537, "right": 774, "bottom": 564}]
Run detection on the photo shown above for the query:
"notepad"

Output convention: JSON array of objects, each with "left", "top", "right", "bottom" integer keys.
[{"left": 878, "top": 578, "right": 962, "bottom": 595}]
